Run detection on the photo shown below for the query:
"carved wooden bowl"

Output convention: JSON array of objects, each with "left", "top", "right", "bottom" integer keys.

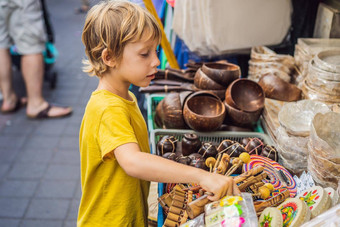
[
  {"left": 225, "top": 79, "right": 265, "bottom": 112},
  {"left": 258, "top": 74, "right": 301, "bottom": 101},
  {"left": 224, "top": 100, "right": 262, "bottom": 127},
  {"left": 155, "top": 92, "right": 189, "bottom": 129},
  {"left": 194, "top": 68, "right": 226, "bottom": 90},
  {"left": 202, "top": 62, "right": 241, "bottom": 87},
  {"left": 183, "top": 91, "right": 226, "bottom": 132}
]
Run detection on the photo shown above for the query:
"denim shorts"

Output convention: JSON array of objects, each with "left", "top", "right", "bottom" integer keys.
[{"left": 0, "top": 0, "right": 47, "bottom": 54}]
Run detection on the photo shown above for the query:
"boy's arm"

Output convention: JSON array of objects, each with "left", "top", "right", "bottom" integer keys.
[{"left": 114, "top": 142, "right": 240, "bottom": 201}]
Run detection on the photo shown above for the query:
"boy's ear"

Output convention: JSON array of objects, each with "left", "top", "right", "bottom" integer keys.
[{"left": 101, "top": 48, "right": 116, "bottom": 68}]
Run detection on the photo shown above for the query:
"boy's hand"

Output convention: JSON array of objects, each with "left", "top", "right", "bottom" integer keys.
[{"left": 199, "top": 172, "right": 240, "bottom": 201}]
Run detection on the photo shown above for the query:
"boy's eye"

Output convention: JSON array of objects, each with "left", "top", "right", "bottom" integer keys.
[{"left": 141, "top": 52, "right": 149, "bottom": 57}]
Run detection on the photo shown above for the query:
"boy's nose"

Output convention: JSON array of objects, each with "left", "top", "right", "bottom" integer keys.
[{"left": 152, "top": 55, "right": 160, "bottom": 68}]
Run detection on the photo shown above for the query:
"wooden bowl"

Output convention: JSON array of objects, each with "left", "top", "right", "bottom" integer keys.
[
  {"left": 202, "top": 62, "right": 241, "bottom": 87},
  {"left": 183, "top": 91, "right": 226, "bottom": 132},
  {"left": 194, "top": 68, "right": 226, "bottom": 90},
  {"left": 258, "top": 74, "right": 301, "bottom": 101},
  {"left": 224, "top": 100, "right": 262, "bottom": 127},
  {"left": 155, "top": 92, "right": 188, "bottom": 129},
  {"left": 225, "top": 79, "right": 265, "bottom": 112}
]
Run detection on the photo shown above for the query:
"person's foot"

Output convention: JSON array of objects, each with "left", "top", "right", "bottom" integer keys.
[
  {"left": 1, "top": 94, "right": 27, "bottom": 113},
  {"left": 26, "top": 102, "right": 72, "bottom": 119},
  {"left": 75, "top": 5, "right": 89, "bottom": 14}
]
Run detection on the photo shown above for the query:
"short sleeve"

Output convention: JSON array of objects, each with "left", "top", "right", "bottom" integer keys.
[{"left": 98, "top": 106, "right": 138, "bottom": 160}]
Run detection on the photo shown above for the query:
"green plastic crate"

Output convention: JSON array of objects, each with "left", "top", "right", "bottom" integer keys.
[
  {"left": 150, "top": 129, "right": 273, "bottom": 155},
  {"left": 147, "top": 94, "right": 265, "bottom": 133}
]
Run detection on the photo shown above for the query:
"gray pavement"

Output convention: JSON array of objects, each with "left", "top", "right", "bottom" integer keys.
[{"left": 0, "top": 0, "right": 99, "bottom": 226}]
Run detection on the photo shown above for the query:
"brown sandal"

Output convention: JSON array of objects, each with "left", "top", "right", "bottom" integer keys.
[{"left": 27, "top": 103, "right": 72, "bottom": 119}]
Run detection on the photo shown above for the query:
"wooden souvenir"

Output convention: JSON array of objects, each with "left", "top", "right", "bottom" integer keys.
[
  {"left": 157, "top": 135, "right": 177, "bottom": 155},
  {"left": 260, "top": 145, "right": 279, "bottom": 162},
  {"left": 224, "top": 142, "right": 247, "bottom": 157},
  {"left": 278, "top": 198, "right": 311, "bottom": 227},
  {"left": 183, "top": 91, "right": 226, "bottom": 132},
  {"left": 325, "top": 187, "right": 339, "bottom": 207},
  {"left": 244, "top": 155, "right": 297, "bottom": 197},
  {"left": 201, "top": 62, "right": 240, "bottom": 86},
  {"left": 298, "top": 186, "right": 332, "bottom": 218},
  {"left": 162, "top": 152, "right": 179, "bottom": 161},
  {"left": 225, "top": 78, "right": 265, "bottom": 112},
  {"left": 225, "top": 153, "right": 250, "bottom": 176},
  {"left": 198, "top": 142, "right": 218, "bottom": 158},
  {"left": 177, "top": 156, "right": 191, "bottom": 165},
  {"left": 205, "top": 157, "right": 216, "bottom": 172},
  {"left": 254, "top": 187, "right": 290, "bottom": 214},
  {"left": 244, "top": 137, "right": 264, "bottom": 155},
  {"left": 214, "top": 153, "right": 230, "bottom": 175},
  {"left": 181, "top": 133, "right": 201, "bottom": 156},
  {"left": 194, "top": 68, "right": 227, "bottom": 90},
  {"left": 258, "top": 207, "right": 283, "bottom": 227},
  {"left": 155, "top": 93, "right": 187, "bottom": 129},
  {"left": 258, "top": 74, "right": 302, "bottom": 102},
  {"left": 217, "top": 139, "right": 235, "bottom": 154}
]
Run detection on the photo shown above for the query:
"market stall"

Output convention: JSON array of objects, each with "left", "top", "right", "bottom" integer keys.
[{"left": 142, "top": 1, "right": 340, "bottom": 226}]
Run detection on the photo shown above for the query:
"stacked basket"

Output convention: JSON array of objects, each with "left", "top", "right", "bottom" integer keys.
[
  {"left": 248, "top": 46, "right": 295, "bottom": 83},
  {"left": 276, "top": 100, "right": 330, "bottom": 175},
  {"left": 308, "top": 112, "right": 340, "bottom": 189},
  {"left": 302, "top": 50, "right": 340, "bottom": 104}
]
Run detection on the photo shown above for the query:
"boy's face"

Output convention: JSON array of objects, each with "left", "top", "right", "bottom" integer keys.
[{"left": 114, "top": 35, "right": 160, "bottom": 87}]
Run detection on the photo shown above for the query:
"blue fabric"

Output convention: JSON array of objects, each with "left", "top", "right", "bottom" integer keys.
[{"left": 157, "top": 183, "right": 164, "bottom": 227}]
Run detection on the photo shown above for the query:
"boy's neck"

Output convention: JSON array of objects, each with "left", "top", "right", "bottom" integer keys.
[{"left": 97, "top": 77, "right": 132, "bottom": 101}]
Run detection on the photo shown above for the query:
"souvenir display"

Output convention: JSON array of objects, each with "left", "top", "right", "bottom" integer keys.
[
  {"left": 225, "top": 79, "right": 265, "bottom": 113},
  {"left": 204, "top": 193, "right": 258, "bottom": 227},
  {"left": 248, "top": 46, "right": 295, "bottom": 83},
  {"left": 182, "top": 133, "right": 202, "bottom": 156},
  {"left": 293, "top": 171, "right": 315, "bottom": 195},
  {"left": 261, "top": 98, "right": 286, "bottom": 142},
  {"left": 277, "top": 198, "right": 311, "bottom": 227},
  {"left": 201, "top": 62, "right": 240, "bottom": 87},
  {"left": 155, "top": 92, "right": 189, "bottom": 129},
  {"left": 157, "top": 135, "right": 178, "bottom": 155},
  {"left": 159, "top": 185, "right": 193, "bottom": 226},
  {"left": 301, "top": 50, "right": 340, "bottom": 104},
  {"left": 183, "top": 91, "right": 226, "bottom": 132},
  {"left": 276, "top": 126, "right": 308, "bottom": 174},
  {"left": 150, "top": 52, "right": 340, "bottom": 226},
  {"left": 298, "top": 186, "right": 331, "bottom": 218},
  {"left": 243, "top": 155, "right": 297, "bottom": 197},
  {"left": 294, "top": 38, "right": 340, "bottom": 85},
  {"left": 258, "top": 207, "right": 283, "bottom": 227},
  {"left": 253, "top": 187, "right": 290, "bottom": 215},
  {"left": 308, "top": 112, "right": 340, "bottom": 189},
  {"left": 258, "top": 74, "right": 302, "bottom": 102},
  {"left": 278, "top": 100, "right": 330, "bottom": 137},
  {"left": 324, "top": 187, "right": 339, "bottom": 207}
]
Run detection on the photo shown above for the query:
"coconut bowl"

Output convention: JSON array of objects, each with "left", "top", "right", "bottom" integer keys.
[
  {"left": 155, "top": 92, "right": 188, "bottom": 129},
  {"left": 225, "top": 79, "right": 265, "bottom": 112},
  {"left": 194, "top": 68, "right": 226, "bottom": 90},
  {"left": 202, "top": 62, "right": 241, "bottom": 87},
  {"left": 183, "top": 91, "right": 226, "bottom": 132},
  {"left": 258, "top": 74, "right": 301, "bottom": 101},
  {"left": 224, "top": 100, "right": 262, "bottom": 127}
]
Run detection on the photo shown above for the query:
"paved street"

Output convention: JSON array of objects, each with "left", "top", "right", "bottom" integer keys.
[{"left": 0, "top": 0, "right": 98, "bottom": 226}]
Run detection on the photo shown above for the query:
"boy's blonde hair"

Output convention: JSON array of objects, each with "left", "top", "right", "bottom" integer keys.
[{"left": 82, "top": 1, "right": 162, "bottom": 77}]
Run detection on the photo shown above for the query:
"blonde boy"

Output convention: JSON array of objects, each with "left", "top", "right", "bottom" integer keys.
[{"left": 79, "top": 1, "right": 239, "bottom": 226}]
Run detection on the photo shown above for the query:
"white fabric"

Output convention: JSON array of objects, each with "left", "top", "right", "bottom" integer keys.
[{"left": 173, "top": 0, "right": 292, "bottom": 56}]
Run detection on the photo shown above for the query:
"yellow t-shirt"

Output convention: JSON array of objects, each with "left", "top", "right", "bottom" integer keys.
[{"left": 78, "top": 90, "right": 150, "bottom": 227}]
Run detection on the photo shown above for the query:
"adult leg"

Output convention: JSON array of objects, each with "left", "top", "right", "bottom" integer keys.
[
  {"left": 21, "top": 53, "right": 72, "bottom": 118},
  {"left": 0, "top": 48, "right": 18, "bottom": 112}
]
